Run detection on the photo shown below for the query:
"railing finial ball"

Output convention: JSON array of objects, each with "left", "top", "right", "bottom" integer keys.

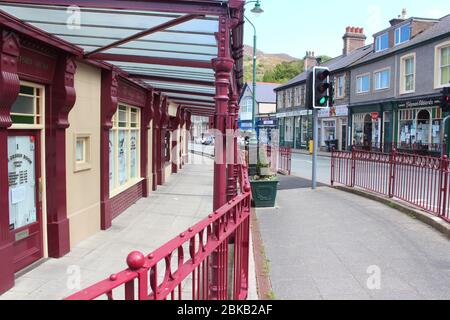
[
  {"left": 126, "top": 251, "right": 145, "bottom": 270},
  {"left": 244, "top": 184, "right": 251, "bottom": 192},
  {"left": 109, "top": 274, "right": 117, "bottom": 281}
]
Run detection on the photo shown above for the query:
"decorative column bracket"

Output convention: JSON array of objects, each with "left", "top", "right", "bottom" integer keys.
[
  {"left": 46, "top": 54, "right": 77, "bottom": 258},
  {"left": 100, "top": 69, "right": 119, "bottom": 230},
  {"left": 0, "top": 30, "right": 20, "bottom": 295}
]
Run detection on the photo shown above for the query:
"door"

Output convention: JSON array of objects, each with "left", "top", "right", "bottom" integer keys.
[
  {"left": 7, "top": 131, "right": 43, "bottom": 272},
  {"left": 341, "top": 124, "right": 347, "bottom": 151}
]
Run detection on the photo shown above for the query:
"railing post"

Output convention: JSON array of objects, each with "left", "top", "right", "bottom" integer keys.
[
  {"left": 440, "top": 156, "right": 449, "bottom": 218},
  {"left": 331, "top": 150, "right": 335, "bottom": 186},
  {"left": 350, "top": 146, "right": 356, "bottom": 187},
  {"left": 388, "top": 148, "right": 396, "bottom": 198}
]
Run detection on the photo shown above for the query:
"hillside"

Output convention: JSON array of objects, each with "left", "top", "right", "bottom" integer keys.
[{"left": 243, "top": 45, "right": 301, "bottom": 83}]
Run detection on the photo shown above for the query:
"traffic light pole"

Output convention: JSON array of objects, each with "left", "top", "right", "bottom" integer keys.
[{"left": 312, "top": 109, "right": 318, "bottom": 189}]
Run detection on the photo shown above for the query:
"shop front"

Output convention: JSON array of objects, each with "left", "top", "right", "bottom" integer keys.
[
  {"left": 349, "top": 102, "right": 395, "bottom": 152},
  {"left": 256, "top": 116, "right": 277, "bottom": 145},
  {"left": 396, "top": 96, "right": 443, "bottom": 156},
  {"left": 318, "top": 105, "right": 349, "bottom": 151},
  {"left": 277, "top": 110, "right": 312, "bottom": 149}
]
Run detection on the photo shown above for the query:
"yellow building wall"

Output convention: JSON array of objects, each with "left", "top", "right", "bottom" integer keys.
[{"left": 66, "top": 62, "right": 101, "bottom": 247}]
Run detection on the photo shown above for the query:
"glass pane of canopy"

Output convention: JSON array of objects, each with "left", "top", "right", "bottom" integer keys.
[{"left": 0, "top": 1, "right": 230, "bottom": 113}]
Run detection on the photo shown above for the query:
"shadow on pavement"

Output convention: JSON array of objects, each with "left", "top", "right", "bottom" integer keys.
[{"left": 277, "top": 175, "right": 326, "bottom": 191}]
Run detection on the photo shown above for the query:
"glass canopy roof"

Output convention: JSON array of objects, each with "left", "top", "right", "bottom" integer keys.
[{"left": 0, "top": 1, "right": 240, "bottom": 113}]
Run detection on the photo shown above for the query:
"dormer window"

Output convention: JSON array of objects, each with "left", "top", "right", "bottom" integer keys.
[
  {"left": 395, "top": 23, "right": 411, "bottom": 46},
  {"left": 375, "top": 33, "right": 389, "bottom": 52}
]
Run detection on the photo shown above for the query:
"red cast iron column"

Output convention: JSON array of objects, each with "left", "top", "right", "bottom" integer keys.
[
  {"left": 141, "top": 90, "right": 154, "bottom": 197},
  {"left": 0, "top": 30, "right": 20, "bottom": 294},
  {"left": 46, "top": 55, "right": 77, "bottom": 257},
  {"left": 100, "top": 69, "right": 119, "bottom": 230},
  {"left": 159, "top": 97, "right": 169, "bottom": 185},
  {"left": 152, "top": 93, "right": 161, "bottom": 191},
  {"left": 212, "top": 70, "right": 233, "bottom": 208},
  {"left": 185, "top": 112, "right": 192, "bottom": 163},
  {"left": 227, "top": 93, "right": 238, "bottom": 200},
  {"left": 179, "top": 109, "right": 186, "bottom": 169}
]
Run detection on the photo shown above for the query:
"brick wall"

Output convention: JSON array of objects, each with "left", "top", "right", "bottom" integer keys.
[{"left": 110, "top": 181, "right": 144, "bottom": 219}]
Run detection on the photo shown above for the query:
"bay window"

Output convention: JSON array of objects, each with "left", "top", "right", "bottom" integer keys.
[{"left": 109, "top": 104, "right": 140, "bottom": 194}]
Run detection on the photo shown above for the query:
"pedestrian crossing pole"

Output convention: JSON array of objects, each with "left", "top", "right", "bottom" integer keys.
[{"left": 312, "top": 108, "right": 318, "bottom": 190}]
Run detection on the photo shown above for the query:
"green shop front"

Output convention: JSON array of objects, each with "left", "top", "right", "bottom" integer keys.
[
  {"left": 349, "top": 96, "right": 445, "bottom": 156},
  {"left": 277, "top": 110, "right": 312, "bottom": 149}
]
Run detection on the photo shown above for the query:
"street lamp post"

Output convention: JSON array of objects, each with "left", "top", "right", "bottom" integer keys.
[{"left": 244, "top": 0, "right": 263, "bottom": 164}]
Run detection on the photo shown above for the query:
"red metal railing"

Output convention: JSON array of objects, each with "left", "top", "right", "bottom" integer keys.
[
  {"left": 65, "top": 163, "right": 251, "bottom": 300},
  {"left": 266, "top": 145, "right": 291, "bottom": 176},
  {"left": 331, "top": 148, "right": 450, "bottom": 222}
]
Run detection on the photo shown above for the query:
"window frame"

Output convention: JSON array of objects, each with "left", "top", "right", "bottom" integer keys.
[
  {"left": 74, "top": 133, "right": 92, "bottom": 173},
  {"left": 434, "top": 40, "right": 450, "bottom": 89},
  {"left": 375, "top": 32, "right": 389, "bottom": 52},
  {"left": 373, "top": 67, "right": 391, "bottom": 91},
  {"left": 10, "top": 81, "right": 45, "bottom": 130},
  {"left": 395, "top": 23, "right": 411, "bottom": 46},
  {"left": 400, "top": 53, "right": 416, "bottom": 94},
  {"left": 335, "top": 75, "right": 345, "bottom": 99},
  {"left": 109, "top": 103, "right": 142, "bottom": 197},
  {"left": 356, "top": 73, "right": 371, "bottom": 94}
]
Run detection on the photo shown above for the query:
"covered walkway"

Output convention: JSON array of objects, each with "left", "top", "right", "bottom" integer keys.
[{"left": 0, "top": 154, "right": 233, "bottom": 300}]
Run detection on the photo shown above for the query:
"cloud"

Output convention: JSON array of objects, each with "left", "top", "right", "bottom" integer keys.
[
  {"left": 427, "top": 9, "right": 445, "bottom": 19},
  {"left": 366, "top": 5, "right": 383, "bottom": 35}
]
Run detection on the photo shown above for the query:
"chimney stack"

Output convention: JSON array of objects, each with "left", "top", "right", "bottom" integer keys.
[
  {"left": 304, "top": 51, "right": 317, "bottom": 71},
  {"left": 342, "top": 26, "right": 366, "bottom": 55}
]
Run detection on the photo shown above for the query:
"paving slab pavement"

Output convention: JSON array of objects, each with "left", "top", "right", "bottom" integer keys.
[
  {"left": 257, "top": 175, "right": 450, "bottom": 300},
  {"left": 0, "top": 154, "right": 258, "bottom": 300}
]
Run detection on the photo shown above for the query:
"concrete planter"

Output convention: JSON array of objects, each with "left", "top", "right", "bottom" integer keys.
[{"left": 250, "top": 178, "right": 279, "bottom": 208}]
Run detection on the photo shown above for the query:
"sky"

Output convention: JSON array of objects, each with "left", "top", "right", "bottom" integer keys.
[{"left": 243, "top": 0, "right": 450, "bottom": 59}]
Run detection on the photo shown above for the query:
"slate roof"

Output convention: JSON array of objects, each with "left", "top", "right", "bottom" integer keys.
[
  {"left": 243, "top": 82, "right": 278, "bottom": 103},
  {"left": 275, "top": 44, "right": 372, "bottom": 91},
  {"left": 352, "top": 14, "right": 450, "bottom": 66}
]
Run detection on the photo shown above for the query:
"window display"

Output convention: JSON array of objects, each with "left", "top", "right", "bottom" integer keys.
[{"left": 109, "top": 104, "right": 140, "bottom": 193}]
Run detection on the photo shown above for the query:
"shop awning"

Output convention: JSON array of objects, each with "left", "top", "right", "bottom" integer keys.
[{"left": 0, "top": 0, "right": 244, "bottom": 115}]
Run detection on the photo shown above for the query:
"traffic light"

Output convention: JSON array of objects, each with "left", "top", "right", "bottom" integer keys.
[
  {"left": 312, "top": 66, "right": 331, "bottom": 109},
  {"left": 441, "top": 87, "right": 450, "bottom": 112},
  {"left": 329, "top": 81, "right": 335, "bottom": 108}
]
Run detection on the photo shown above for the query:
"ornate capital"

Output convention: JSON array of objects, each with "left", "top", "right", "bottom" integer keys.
[
  {"left": 53, "top": 56, "right": 77, "bottom": 129},
  {"left": 143, "top": 89, "right": 154, "bottom": 129},
  {"left": 101, "top": 69, "right": 119, "bottom": 129},
  {"left": 0, "top": 31, "right": 20, "bottom": 129}
]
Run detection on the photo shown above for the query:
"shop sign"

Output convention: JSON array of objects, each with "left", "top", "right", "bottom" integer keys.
[
  {"left": 277, "top": 110, "right": 312, "bottom": 118},
  {"left": 371, "top": 112, "right": 379, "bottom": 121},
  {"left": 318, "top": 105, "right": 348, "bottom": 118},
  {"left": 398, "top": 97, "right": 440, "bottom": 109}
]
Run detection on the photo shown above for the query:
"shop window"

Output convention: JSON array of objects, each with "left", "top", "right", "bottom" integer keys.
[
  {"left": 352, "top": 114, "right": 368, "bottom": 146},
  {"left": 374, "top": 68, "right": 390, "bottom": 90},
  {"left": 11, "top": 83, "right": 44, "bottom": 126},
  {"left": 109, "top": 104, "right": 141, "bottom": 195},
  {"left": 400, "top": 54, "right": 415, "bottom": 94},
  {"left": 74, "top": 134, "right": 91, "bottom": 172},
  {"left": 284, "top": 118, "right": 293, "bottom": 142},
  {"left": 323, "top": 120, "right": 336, "bottom": 142},
  {"left": 301, "top": 116, "right": 312, "bottom": 147},
  {"left": 398, "top": 107, "right": 442, "bottom": 151}
]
